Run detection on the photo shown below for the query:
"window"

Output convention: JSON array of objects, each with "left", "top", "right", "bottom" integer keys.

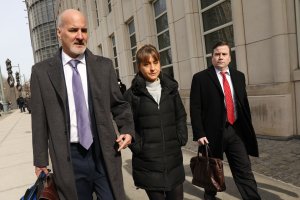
[
  {"left": 153, "top": 0, "right": 173, "bottom": 77},
  {"left": 200, "top": 0, "right": 236, "bottom": 69},
  {"left": 111, "top": 34, "right": 119, "bottom": 78},
  {"left": 128, "top": 19, "right": 137, "bottom": 73},
  {"left": 97, "top": 44, "right": 103, "bottom": 56},
  {"left": 94, "top": 0, "right": 100, "bottom": 26},
  {"left": 108, "top": 0, "right": 112, "bottom": 13}
]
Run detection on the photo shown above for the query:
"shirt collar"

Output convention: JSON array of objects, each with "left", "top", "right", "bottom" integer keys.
[
  {"left": 214, "top": 66, "right": 230, "bottom": 76},
  {"left": 61, "top": 50, "right": 86, "bottom": 67}
]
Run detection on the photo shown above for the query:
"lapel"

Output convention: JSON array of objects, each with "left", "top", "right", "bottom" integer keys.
[
  {"left": 229, "top": 68, "right": 241, "bottom": 100},
  {"left": 84, "top": 50, "right": 100, "bottom": 135},
  {"left": 84, "top": 49, "right": 102, "bottom": 98},
  {"left": 47, "top": 50, "right": 67, "bottom": 107},
  {"left": 85, "top": 49, "right": 98, "bottom": 77},
  {"left": 207, "top": 66, "right": 223, "bottom": 96}
]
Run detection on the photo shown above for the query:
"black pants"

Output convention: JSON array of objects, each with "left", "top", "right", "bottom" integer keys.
[
  {"left": 20, "top": 106, "right": 25, "bottom": 112},
  {"left": 70, "top": 143, "right": 114, "bottom": 200},
  {"left": 145, "top": 183, "right": 183, "bottom": 200},
  {"left": 206, "top": 124, "right": 261, "bottom": 200}
]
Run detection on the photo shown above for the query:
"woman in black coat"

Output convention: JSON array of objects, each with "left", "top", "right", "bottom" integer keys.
[{"left": 124, "top": 44, "right": 188, "bottom": 200}]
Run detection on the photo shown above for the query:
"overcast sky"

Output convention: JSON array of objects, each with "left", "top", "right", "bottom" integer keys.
[{"left": 0, "top": 0, "right": 34, "bottom": 82}]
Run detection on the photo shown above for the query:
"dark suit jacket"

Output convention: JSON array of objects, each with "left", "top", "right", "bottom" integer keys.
[
  {"left": 30, "top": 49, "right": 135, "bottom": 200},
  {"left": 190, "top": 66, "right": 258, "bottom": 158}
]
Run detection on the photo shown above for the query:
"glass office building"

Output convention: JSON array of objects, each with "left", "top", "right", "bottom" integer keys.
[{"left": 25, "top": 0, "right": 59, "bottom": 63}]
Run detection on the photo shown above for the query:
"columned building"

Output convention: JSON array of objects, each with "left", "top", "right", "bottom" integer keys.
[
  {"left": 54, "top": 0, "right": 300, "bottom": 139},
  {"left": 25, "top": 0, "right": 59, "bottom": 63}
]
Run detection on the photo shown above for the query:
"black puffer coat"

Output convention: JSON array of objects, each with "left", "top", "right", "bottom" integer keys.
[{"left": 124, "top": 72, "right": 188, "bottom": 191}]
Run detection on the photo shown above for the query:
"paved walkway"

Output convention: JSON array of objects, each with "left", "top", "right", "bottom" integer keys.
[
  {"left": 0, "top": 110, "right": 34, "bottom": 199},
  {"left": 184, "top": 126, "right": 300, "bottom": 188},
  {"left": 1, "top": 110, "right": 300, "bottom": 199}
]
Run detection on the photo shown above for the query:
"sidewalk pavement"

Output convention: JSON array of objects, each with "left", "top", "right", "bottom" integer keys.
[
  {"left": 0, "top": 110, "right": 34, "bottom": 199},
  {"left": 1, "top": 110, "right": 300, "bottom": 199}
]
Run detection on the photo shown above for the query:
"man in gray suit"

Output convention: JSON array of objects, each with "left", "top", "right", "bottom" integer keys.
[{"left": 30, "top": 9, "right": 134, "bottom": 200}]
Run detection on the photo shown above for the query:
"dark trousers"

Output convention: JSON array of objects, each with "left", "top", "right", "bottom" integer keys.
[
  {"left": 145, "top": 183, "right": 183, "bottom": 200},
  {"left": 20, "top": 106, "right": 25, "bottom": 112},
  {"left": 70, "top": 143, "right": 114, "bottom": 200},
  {"left": 206, "top": 124, "right": 261, "bottom": 200}
]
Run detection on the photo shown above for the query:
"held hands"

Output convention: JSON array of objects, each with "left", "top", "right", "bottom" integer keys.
[
  {"left": 116, "top": 134, "right": 132, "bottom": 151},
  {"left": 35, "top": 166, "right": 49, "bottom": 177},
  {"left": 197, "top": 137, "right": 209, "bottom": 146}
]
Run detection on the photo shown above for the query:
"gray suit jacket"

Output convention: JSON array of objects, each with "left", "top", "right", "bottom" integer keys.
[{"left": 30, "top": 48, "right": 135, "bottom": 200}]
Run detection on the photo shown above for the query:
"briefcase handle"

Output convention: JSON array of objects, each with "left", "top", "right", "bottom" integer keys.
[{"left": 197, "top": 144, "right": 211, "bottom": 158}]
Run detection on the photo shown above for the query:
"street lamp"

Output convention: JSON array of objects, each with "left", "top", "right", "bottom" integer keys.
[
  {"left": 5, "top": 59, "right": 15, "bottom": 88},
  {"left": 12, "top": 64, "right": 22, "bottom": 93},
  {"left": 5, "top": 59, "right": 23, "bottom": 92},
  {"left": 5, "top": 58, "right": 23, "bottom": 109},
  {"left": 15, "top": 71, "right": 22, "bottom": 92}
]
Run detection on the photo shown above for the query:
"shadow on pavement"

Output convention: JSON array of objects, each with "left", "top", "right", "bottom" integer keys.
[
  {"left": 184, "top": 164, "right": 299, "bottom": 200},
  {"left": 257, "top": 182, "right": 299, "bottom": 200},
  {"left": 123, "top": 157, "right": 298, "bottom": 200}
]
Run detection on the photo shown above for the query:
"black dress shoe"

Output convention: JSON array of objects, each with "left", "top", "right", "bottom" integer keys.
[{"left": 204, "top": 193, "right": 217, "bottom": 200}]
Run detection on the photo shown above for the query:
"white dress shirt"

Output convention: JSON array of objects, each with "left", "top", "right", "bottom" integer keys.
[
  {"left": 215, "top": 67, "right": 237, "bottom": 119},
  {"left": 62, "top": 51, "right": 89, "bottom": 143}
]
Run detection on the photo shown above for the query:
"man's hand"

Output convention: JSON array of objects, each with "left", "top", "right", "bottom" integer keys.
[
  {"left": 197, "top": 137, "right": 209, "bottom": 145},
  {"left": 116, "top": 134, "right": 132, "bottom": 151},
  {"left": 35, "top": 166, "right": 49, "bottom": 177}
]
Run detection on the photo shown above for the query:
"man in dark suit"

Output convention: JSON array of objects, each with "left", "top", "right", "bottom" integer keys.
[
  {"left": 31, "top": 9, "right": 134, "bottom": 200},
  {"left": 190, "top": 41, "right": 261, "bottom": 200}
]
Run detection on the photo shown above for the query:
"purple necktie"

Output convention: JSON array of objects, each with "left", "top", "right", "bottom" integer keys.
[{"left": 70, "top": 60, "right": 93, "bottom": 149}]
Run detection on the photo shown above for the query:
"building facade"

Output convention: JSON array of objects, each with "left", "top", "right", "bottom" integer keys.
[
  {"left": 25, "top": 0, "right": 59, "bottom": 63},
  {"left": 54, "top": 0, "right": 300, "bottom": 139}
]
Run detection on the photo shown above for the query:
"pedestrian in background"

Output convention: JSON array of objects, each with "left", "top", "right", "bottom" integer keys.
[
  {"left": 30, "top": 9, "right": 134, "bottom": 200},
  {"left": 0, "top": 101, "right": 3, "bottom": 116},
  {"left": 25, "top": 93, "right": 31, "bottom": 114},
  {"left": 8, "top": 101, "right": 12, "bottom": 111},
  {"left": 16, "top": 95, "right": 25, "bottom": 112},
  {"left": 124, "top": 44, "right": 188, "bottom": 200},
  {"left": 190, "top": 41, "right": 261, "bottom": 200}
]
